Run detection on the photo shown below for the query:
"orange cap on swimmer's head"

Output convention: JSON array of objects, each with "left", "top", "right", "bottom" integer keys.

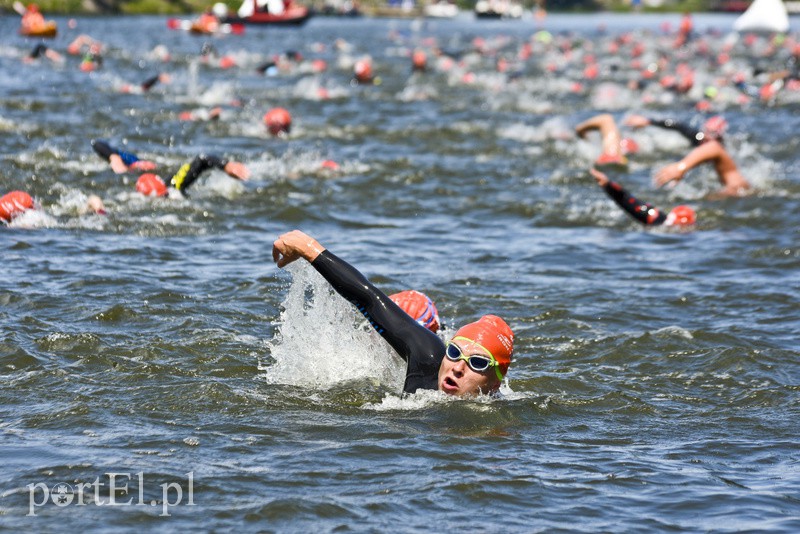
[
  {"left": 136, "top": 174, "right": 168, "bottom": 197},
  {"left": 453, "top": 315, "right": 514, "bottom": 376},
  {"left": 595, "top": 152, "right": 628, "bottom": 168},
  {"left": 702, "top": 115, "right": 727, "bottom": 140},
  {"left": 620, "top": 137, "right": 639, "bottom": 155},
  {"left": 263, "top": 107, "right": 292, "bottom": 136},
  {"left": 389, "top": 290, "right": 440, "bottom": 333},
  {"left": 0, "top": 191, "right": 34, "bottom": 222},
  {"left": 666, "top": 205, "right": 696, "bottom": 226}
]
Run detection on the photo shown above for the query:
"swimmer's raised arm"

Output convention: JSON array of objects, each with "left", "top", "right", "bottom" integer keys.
[
  {"left": 273, "top": 230, "right": 326, "bottom": 267},
  {"left": 655, "top": 140, "right": 749, "bottom": 194}
]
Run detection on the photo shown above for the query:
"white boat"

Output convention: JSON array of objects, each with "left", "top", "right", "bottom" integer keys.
[
  {"left": 425, "top": 1, "right": 459, "bottom": 18},
  {"left": 733, "top": 0, "right": 790, "bottom": 32},
  {"left": 474, "top": 0, "right": 523, "bottom": 19}
]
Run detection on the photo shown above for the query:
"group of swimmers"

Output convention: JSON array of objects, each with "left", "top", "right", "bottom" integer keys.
[{"left": 577, "top": 112, "right": 751, "bottom": 228}]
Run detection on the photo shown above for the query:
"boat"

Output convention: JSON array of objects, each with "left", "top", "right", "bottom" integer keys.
[
  {"left": 222, "top": 0, "right": 312, "bottom": 25},
  {"left": 425, "top": 1, "right": 459, "bottom": 18},
  {"left": 474, "top": 0, "right": 523, "bottom": 19},
  {"left": 19, "top": 20, "right": 57, "bottom": 38},
  {"left": 733, "top": 0, "right": 789, "bottom": 32}
]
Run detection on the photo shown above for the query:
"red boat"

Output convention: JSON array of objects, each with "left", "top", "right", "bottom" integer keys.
[{"left": 222, "top": 0, "right": 312, "bottom": 25}]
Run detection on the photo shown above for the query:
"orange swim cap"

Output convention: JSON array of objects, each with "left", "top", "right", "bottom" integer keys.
[
  {"left": 620, "top": 137, "right": 639, "bottom": 155},
  {"left": 0, "top": 191, "right": 34, "bottom": 222},
  {"left": 136, "top": 174, "right": 168, "bottom": 197},
  {"left": 263, "top": 107, "right": 292, "bottom": 136},
  {"left": 702, "top": 115, "right": 727, "bottom": 139},
  {"left": 354, "top": 59, "right": 373, "bottom": 83},
  {"left": 412, "top": 50, "right": 427, "bottom": 71},
  {"left": 595, "top": 152, "right": 628, "bottom": 168},
  {"left": 453, "top": 315, "right": 514, "bottom": 376},
  {"left": 389, "top": 290, "right": 440, "bottom": 333},
  {"left": 666, "top": 205, "right": 696, "bottom": 226}
]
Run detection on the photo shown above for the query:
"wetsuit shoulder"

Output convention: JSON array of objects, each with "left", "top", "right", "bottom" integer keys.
[
  {"left": 603, "top": 181, "right": 667, "bottom": 226},
  {"left": 647, "top": 117, "right": 703, "bottom": 146},
  {"left": 168, "top": 153, "right": 228, "bottom": 194},
  {"left": 311, "top": 250, "right": 444, "bottom": 393}
]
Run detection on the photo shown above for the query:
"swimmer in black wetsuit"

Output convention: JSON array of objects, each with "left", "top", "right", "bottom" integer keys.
[
  {"left": 25, "top": 43, "right": 63, "bottom": 64},
  {"left": 134, "top": 153, "right": 249, "bottom": 198},
  {"left": 272, "top": 230, "right": 514, "bottom": 396},
  {"left": 624, "top": 114, "right": 726, "bottom": 146},
  {"left": 91, "top": 139, "right": 157, "bottom": 174},
  {"left": 589, "top": 168, "right": 695, "bottom": 227}
]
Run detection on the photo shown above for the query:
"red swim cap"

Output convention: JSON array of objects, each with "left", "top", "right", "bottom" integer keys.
[
  {"left": 620, "top": 137, "right": 639, "bottom": 155},
  {"left": 136, "top": 173, "right": 167, "bottom": 197},
  {"left": 354, "top": 59, "right": 373, "bottom": 83},
  {"left": 595, "top": 152, "right": 628, "bottom": 167},
  {"left": 412, "top": 50, "right": 427, "bottom": 71},
  {"left": 263, "top": 107, "right": 292, "bottom": 136},
  {"left": 0, "top": 191, "right": 34, "bottom": 222},
  {"left": 667, "top": 205, "right": 696, "bottom": 226},
  {"left": 702, "top": 115, "right": 727, "bottom": 139},
  {"left": 389, "top": 290, "right": 440, "bottom": 333},
  {"left": 453, "top": 315, "right": 514, "bottom": 376}
]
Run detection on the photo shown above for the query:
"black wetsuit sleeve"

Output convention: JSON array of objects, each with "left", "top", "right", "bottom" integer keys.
[
  {"left": 141, "top": 74, "right": 161, "bottom": 91},
  {"left": 603, "top": 181, "right": 667, "bottom": 226},
  {"left": 647, "top": 118, "right": 704, "bottom": 146},
  {"left": 29, "top": 44, "right": 47, "bottom": 59},
  {"left": 91, "top": 139, "right": 115, "bottom": 161},
  {"left": 168, "top": 154, "right": 229, "bottom": 194},
  {"left": 311, "top": 250, "right": 445, "bottom": 393}
]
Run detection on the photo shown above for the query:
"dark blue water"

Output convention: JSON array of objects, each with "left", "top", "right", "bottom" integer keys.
[{"left": 1, "top": 11, "right": 799, "bottom": 531}]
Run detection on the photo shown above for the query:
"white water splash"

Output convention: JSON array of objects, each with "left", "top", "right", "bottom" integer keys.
[{"left": 264, "top": 262, "right": 406, "bottom": 391}]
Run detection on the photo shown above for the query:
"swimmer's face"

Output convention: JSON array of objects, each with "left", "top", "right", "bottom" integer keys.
[{"left": 437, "top": 338, "right": 501, "bottom": 397}]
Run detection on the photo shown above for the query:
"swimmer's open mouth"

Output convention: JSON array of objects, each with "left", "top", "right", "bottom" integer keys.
[{"left": 444, "top": 377, "right": 457, "bottom": 388}]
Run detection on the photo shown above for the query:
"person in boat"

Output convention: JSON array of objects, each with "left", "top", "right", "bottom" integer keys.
[
  {"left": 1, "top": 190, "right": 106, "bottom": 225},
  {"left": 575, "top": 114, "right": 639, "bottom": 168},
  {"left": 91, "top": 139, "right": 158, "bottom": 174},
  {"left": 272, "top": 230, "right": 514, "bottom": 397},
  {"left": 588, "top": 167, "right": 696, "bottom": 227},
  {"left": 192, "top": 8, "right": 220, "bottom": 34},
  {"left": 20, "top": 4, "right": 46, "bottom": 34},
  {"left": 134, "top": 154, "right": 249, "bottom": 198}
]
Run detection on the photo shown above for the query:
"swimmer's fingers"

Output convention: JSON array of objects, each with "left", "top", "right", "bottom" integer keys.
[
  {"left": 623, "top": 114, "right": 649, "bottom": 128},
  {"left": 109, "top": 155, "right": 128, "bottom": 174},
  {"left": 225, "top": 161, "right": 250, "bottom": 181},
  {"left": 589, "top": 167, "right": 609, "bottom": 186},
  {"left": 130, "top": 160, "right": 156, "bottom": 171},
  {"left": 654, "top": 164, "right": 680, "bottom": 187}
]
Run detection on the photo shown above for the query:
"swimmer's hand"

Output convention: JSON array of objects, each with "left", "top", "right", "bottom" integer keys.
[
  {"left": 623, "top": 114, "right": 650, "bottom": 129},
  {"left": 109, "top": 154, "right": 129, "bottom": 174},
  {"left": 129, "top": 160, "right": 156, "bottom": 171},
  {"left": 224, "top": 161, "right": 250, "bottom": 181},
  {"left": 654, "top": 161, "right": 687, "bottom": 188},
  {"left": 589, "top": 167, "right": 609, "bottom": 187},
  {"left": 273, "top": 230, "right": 326, "bottom": 268}
]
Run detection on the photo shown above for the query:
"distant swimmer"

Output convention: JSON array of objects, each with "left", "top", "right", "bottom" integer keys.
[
  {"left": 91, "top": 139, "right": 157, "bottom": 174},
  {"left": 24, "top": 43, "right": 63, "bottom": 64},
  {"left": 624, "top": 114, "right": 727, "bottom": 147},
  {"left": 653, "top": 140, "right": 750, "bottom": 197},
  {"left": 263, "top": 107, "right": 292, "bottom": 136},
  {"left": 272, "top": 230, "right": 514, "bottom": 396},
  {"left": 389, "top": 290, "right": 440, "bottom": 333},
  {"left": 1, "top": 190, "right": 106, "bottom": 225},
  {"left": 589, "top": 168, "right": 696, "bottom": 227},
  {"left": 135, "top": 154, "right": 249, "bottom": 198},
  {"left": 119, "top": 73, "right": 172, "bottom": 94},
  {"left": 575, "top": 114, "right": 638, "bottom": 168}
]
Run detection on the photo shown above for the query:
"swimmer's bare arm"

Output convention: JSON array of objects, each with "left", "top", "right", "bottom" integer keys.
[
  {"left": 224, "top": 161, "right": 250, "bottom": 181},
  {"left": 656, "top": 141, "right": 735, "bottom": 187},
  {"left": 273, "top": 230, "right": 326, "bottom": 268},
  {"left": 623, "top": 114, "right": 651, "bottom": 129},
  {"left": 576, "top": 114, "right": 622, "bottom": 156}
]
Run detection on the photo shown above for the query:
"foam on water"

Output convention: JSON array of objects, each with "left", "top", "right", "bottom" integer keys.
[{"left": 264, "top": 262, "right": 406, "bottom": 392}]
